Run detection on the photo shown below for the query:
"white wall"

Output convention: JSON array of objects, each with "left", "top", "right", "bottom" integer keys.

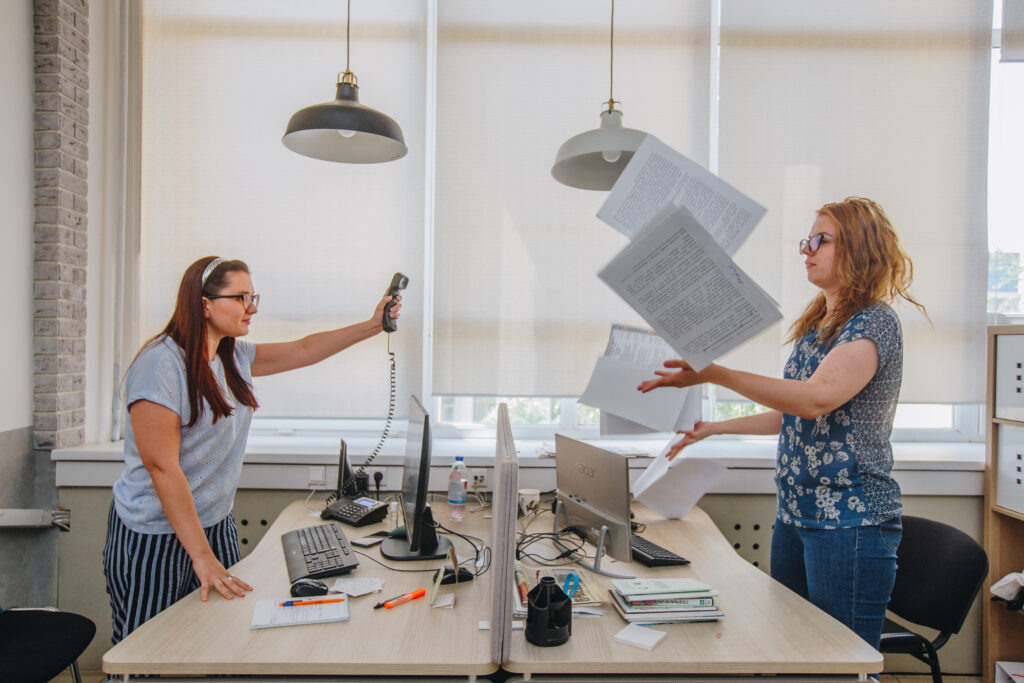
[{"left": 0, "top": 0, "right": 36, "bottom": 434}]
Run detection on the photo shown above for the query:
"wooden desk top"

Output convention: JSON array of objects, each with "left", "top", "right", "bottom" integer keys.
[
  {"left": 103, "top": 501, "right": 497, "bottom": 677},
  {"left": 505, "top": 505, "right": 883, "bottom": 677}
]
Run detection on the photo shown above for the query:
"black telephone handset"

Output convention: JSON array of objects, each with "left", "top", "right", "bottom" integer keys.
[{"left": 382, "top": 272, "right": 409, "bottom": 333}]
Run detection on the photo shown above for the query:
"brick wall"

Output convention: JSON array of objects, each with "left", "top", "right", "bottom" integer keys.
[{"left": 33, "top": 0, "right": 88, "bottom": 452}]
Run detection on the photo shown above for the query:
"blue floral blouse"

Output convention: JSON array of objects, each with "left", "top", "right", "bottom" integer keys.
[{"left": 775, "top": 303, "right": 903, "bottom": 529}]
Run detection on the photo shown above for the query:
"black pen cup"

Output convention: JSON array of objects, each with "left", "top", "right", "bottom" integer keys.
[{"left": 525, "top": 576, "right": 572, "bottom": 646}]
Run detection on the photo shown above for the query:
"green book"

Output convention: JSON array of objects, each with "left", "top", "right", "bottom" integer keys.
[{"left": 610, "top": 577, "right": 712, "bottom": 598}]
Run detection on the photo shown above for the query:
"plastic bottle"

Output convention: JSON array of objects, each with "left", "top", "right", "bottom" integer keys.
[
  {"left": 447, "top": 456, "right": 467, "bottom": 521},
  {"left": 387, "top": 500, "right": 399, "bottom": 531}
]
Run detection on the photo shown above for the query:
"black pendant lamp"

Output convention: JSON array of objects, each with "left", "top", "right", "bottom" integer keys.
[{"left": 282, "top": 0, "right": 407, "bottom": 163}]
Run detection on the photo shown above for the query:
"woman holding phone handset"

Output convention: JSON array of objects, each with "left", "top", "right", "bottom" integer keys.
[
  {"left": 638, "top": 197, "right": 926, "bottom": 650},
  {"left": 103, "top": 256, "right": 399, "bottom": 644}
]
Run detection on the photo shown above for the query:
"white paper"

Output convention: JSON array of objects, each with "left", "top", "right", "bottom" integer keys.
[
  {"left": 614, "top": 623, "right": 668, "bottom": 651},
  {"left": 598, "top": 205, "right": 782, "bottom": 371},
  {"left": 598, "top": 135, "right": 765, "bottom": 255},
  {"left": 631, "top": 441, "right": 726, "bottom": 519},
  {"left": 579, "top": 356, "right": 693, "bottom": 433},
  {"left": 250, "top": 597, "right": 349, "bottom": 629},
  {"left": 331, "top": 576, "right": 386, "bottom": 597},
  {"left": 603, "top": 324, "right": 678, "bottom": 370},
  {"left": 996, "top": 661, "right": 1024, "bottom": 683}
]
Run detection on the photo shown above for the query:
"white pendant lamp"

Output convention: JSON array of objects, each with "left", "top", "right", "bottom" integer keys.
[
  {"left": 551, "top": 0, "right": 646, "bottom": 190},
  {"left": 283, "top": 0, "right": 407, "bottom": 163}
]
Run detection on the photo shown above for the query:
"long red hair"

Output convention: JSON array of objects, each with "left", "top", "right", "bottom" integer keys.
[
  {"left": 786, "top": 197, "right": 928, "bottom": 347},
  {"left": 136, "top": 256, "right": 259, "bottom": 427}
]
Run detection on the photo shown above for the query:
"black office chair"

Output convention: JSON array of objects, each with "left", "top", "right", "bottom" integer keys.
[
  {"left": 0, "top": 607, "right": 96, "bottom": 683},
  {"left": 880, "top": 515, "right": 988, "bottom": 683}
]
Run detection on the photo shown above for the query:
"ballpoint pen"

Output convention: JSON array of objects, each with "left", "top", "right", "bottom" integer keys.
[
  {"left": 278, "top": 597, "right": 346, "bottom": 607},
  {"left": 384, "top": 588, "right": 426, "bottom": 609}
]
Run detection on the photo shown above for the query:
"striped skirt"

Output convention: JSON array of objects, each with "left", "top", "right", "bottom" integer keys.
[{"left": 102, "top": 502, "right": 241, "bottom": 645}]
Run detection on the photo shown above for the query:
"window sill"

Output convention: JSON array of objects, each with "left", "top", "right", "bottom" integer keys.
[{"left": 52, "top": 435, "right": 983, "bottom": 496}]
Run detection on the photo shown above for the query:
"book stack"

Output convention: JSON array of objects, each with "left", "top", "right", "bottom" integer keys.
[{"left": 608, "top": 577, "right": 723, "bottom": 624}]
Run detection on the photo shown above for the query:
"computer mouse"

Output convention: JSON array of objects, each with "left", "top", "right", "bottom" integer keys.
[
  {"left": 290, "top": 578, "right": 329, "bottom": 597},
  {"left": 437, "top": 567, "right": 475, "bottom": 585}
]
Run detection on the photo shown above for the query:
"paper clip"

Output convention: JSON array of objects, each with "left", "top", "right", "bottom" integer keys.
[{"left": 562, "top": 572, "right": 580, "bottom": 599}]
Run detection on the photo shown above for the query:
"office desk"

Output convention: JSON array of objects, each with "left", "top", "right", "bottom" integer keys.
[
  {"left": 506, "top": 505, "right": 883, "bottom": 680},
  {"left": 102, "top": 501, "right": 497, "bottom": 678}
]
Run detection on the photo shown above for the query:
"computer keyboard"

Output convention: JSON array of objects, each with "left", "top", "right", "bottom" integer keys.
[
  {"left": 281, "top": 521, "right": 359, "bottom": 583},
  {"left": 630, "top": 534, "right": 691, "bottom": 567}
]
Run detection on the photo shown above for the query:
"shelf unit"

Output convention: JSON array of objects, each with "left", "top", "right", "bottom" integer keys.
[{"left": 984, "top": 324, "right": 1024, "bottom": 682}]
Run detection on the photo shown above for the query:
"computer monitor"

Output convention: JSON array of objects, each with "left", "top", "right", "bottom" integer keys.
[
  {"left": 380, "top": 395, "right": 453, "bottom": 561},
  {"left": 553, "top": 434, "right": 634, "bottom": 578}
]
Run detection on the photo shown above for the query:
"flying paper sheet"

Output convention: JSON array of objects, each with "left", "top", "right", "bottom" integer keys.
[{"left": 631, "top": 441, "right": 727, "bottom": 519}]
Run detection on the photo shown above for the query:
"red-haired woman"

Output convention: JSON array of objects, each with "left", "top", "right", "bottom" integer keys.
[
  {"left": 102, "top": 256, "right": 399, "bottom": 644},
  {"left": 639, "top": 197, "right": 927, "bottom": 651}
]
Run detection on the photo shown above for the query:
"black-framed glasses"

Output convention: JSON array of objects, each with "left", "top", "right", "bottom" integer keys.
[
  {"left": 798, "top": 233, "right": 833, "bottom": 254},
  {"left": 206, "top": 292, "right": 260, "bottom": 310}
]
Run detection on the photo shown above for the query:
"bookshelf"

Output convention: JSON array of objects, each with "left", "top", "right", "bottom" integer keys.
[{"left": 984, "top": 325, "right": 1024, "bottom": 682}]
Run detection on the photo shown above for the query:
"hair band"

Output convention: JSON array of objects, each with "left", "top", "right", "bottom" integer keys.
[{"left": 201, "top": 257, "right": 226, "bottom": 287}]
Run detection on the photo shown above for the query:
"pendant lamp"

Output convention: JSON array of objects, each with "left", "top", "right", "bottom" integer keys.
[
  {"left": 282, "top": 0, "right": 407, "bottom": 163},
  {"left": 551, "top": 0, "right": 647, "bottom": 190}
]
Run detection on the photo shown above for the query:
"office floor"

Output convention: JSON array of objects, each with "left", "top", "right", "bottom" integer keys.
[{"left": 56, "top": 672, "right": 982, "bottom": 682}]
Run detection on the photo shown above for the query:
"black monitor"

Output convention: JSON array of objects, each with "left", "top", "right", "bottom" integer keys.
[{"left": 380, "top": 395, "right": 453, "bottom": 561}]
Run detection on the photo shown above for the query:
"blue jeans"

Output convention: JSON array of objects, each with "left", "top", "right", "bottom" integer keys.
[{"left": 770, "top": 518, "right": 901, "bottom": 650}]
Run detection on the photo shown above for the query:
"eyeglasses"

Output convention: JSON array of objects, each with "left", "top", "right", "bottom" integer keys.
[
  {"left": 206, "top": 292, "right": 260, "bottom": 310},
  {"left": 798, "top": 233, "right": 833, "bottom": 254}
]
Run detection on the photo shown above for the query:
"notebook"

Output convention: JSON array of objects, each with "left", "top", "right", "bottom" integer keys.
[
  {"left": 250, "top": 597, "right": 349, "bottom": 629},
  {"left": 614, "top": 623, "right": 668, "bottom": 651}
]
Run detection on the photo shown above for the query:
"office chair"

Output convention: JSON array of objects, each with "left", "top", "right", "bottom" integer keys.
[
  {"left": 879, "top": 515, "right": 988, "bottom": 683},
  {"left": 0, "top": 606, "right": 96, "bottom": 683}
]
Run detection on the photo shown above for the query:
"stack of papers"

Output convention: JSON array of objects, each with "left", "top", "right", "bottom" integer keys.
[
  {"left": 513, "top": 562, "right": 604, "bottom": 619},
  {"left": 608, "top": 577, "right": 723, "bottom": 624}
]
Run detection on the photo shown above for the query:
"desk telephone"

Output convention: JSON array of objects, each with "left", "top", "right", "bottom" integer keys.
[{"left": 321, "top": 439, "right": 389, "bottom": 526}]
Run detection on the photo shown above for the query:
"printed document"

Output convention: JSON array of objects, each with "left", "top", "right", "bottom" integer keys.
[
  {"left": 631, "top": 441, "right": 726, "bottom": 519},
  {"left": 597, "top": 135, "right": 765, "bottom": 255},
  {"left": 598, "top": 205, "right": 782, "bottom": 371},
  {"left": 579, "top": 325, "right": 701, "bottom": 433}
]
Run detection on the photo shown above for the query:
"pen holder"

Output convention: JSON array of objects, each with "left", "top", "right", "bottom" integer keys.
[{"left": 525, "top": 576, "right": 571, "bottom": 646}]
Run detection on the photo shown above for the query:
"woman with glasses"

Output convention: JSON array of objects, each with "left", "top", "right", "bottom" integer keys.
[
  {"left": 102, "top": 256, "right": 400, "bottom": 644},
  {"left": 638, "top": 197, "right": 927, "bottom": 651}
]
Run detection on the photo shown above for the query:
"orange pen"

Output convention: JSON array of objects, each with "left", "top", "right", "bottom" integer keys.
[
  {"left": 384, "top": 588, "right": 426, "bottom": 609},
  {"left": 278, "top": 597, "right": 346, "bottom": 607}
]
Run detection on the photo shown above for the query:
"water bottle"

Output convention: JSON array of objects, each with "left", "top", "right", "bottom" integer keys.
[{"left": 447, "top": 456, "right": 467, "bottom": 521}]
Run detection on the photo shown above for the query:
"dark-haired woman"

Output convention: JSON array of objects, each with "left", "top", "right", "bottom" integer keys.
[
  {"left": 639, "top": 197, "right": 927, "bottom": 651},
  {"left": 103, "top": 256, "right": 399, "bottom": 644}
]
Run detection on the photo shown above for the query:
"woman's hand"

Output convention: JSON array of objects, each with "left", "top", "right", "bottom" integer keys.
[
  {"left": 193, "top": 552, "right": 253, "bottom": 601},
  {"left": 372, "top": 294, "right": 401, "bottom": 330},
  {"left": 637, "top": 359, "right": 713, "bottom": 393},
  {"left": 666, "top": 420, "right": 717, "bottom": 460}
]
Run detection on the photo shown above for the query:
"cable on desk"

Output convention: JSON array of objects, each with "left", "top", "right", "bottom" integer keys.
[
  {"left": 435, "top": 521, "right": 492, "bottom": 577},
  {"left": 351, "top": 549, "right": 441, "bottom": 573},
  {"left": 516, "top": 530, "right": 589, "bottom": 566}
]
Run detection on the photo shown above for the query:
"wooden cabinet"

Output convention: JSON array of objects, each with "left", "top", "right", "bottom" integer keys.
[{"left": 984, "top": 325, "right": 1024, "bottom": 681}]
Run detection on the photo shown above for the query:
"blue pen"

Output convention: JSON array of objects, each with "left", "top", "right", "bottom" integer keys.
[{"left": 562, "top": 572, "right": 580, "bottom": 599}]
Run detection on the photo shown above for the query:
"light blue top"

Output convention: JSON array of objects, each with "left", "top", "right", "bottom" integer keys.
[
  {"left": 775, "top": 303, "right": 904, "bottom": 529},
  {"left": 113, "top": 336, "right": 257, "bottom": 534}
]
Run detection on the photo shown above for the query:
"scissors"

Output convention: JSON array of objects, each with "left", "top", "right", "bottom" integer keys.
[{"left": 562, "top": 572, "right": 580, "bottom": 599}]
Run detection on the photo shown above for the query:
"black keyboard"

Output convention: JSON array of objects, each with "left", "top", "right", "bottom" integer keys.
[
  {"left": 281, "top": 522, "right": 359, "bottom": 582},
  {"left": 631, "top": 534, "right": 691, "bottom": 567}
]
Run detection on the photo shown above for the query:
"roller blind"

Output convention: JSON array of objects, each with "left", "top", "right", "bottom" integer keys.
[
  {"left": 432, "top": 0, "right": 711, "bottom": 396},
  {"left": 139, "top": 0, "right": 426, "bottom": 417},
  {"left": 718, "top": 0, "right": 991, "bottom": 403}
]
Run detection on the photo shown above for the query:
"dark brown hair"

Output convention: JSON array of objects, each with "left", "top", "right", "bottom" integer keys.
[
  {"left": 137, "top": 256, "right": 259, "bottom": 427},
  {"left": 787, "top": 197, "right": 928, "bottom": 347}
]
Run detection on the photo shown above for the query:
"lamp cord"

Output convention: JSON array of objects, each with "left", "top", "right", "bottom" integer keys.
[
  {"left": 609, "top": 0, "right": 614, "bottom": 106},
  {"left": 345, "top": 0, "right": 351, "bottom": 73}
]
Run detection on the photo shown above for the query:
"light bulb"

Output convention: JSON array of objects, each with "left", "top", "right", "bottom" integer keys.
[
  {"left": 337, "top": 129, "right": 356, "bottom": 138},
  {"left": 601, "top": 149, "right": 622, "bottom": 163}
]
